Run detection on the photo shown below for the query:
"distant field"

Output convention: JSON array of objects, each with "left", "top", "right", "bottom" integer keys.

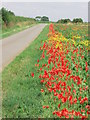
[{"left": 54, "top": 23, "right": 88, "bottom": 40}]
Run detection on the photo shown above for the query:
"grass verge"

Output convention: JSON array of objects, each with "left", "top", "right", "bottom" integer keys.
[
  {"left": 1, "top": 23, "right": 37, "bottom": 39},
  {"left": 2, "top": 25, "right": 49, "bottom": 118}
]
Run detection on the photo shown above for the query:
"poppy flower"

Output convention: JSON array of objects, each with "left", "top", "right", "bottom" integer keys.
[
  {"left": 37, "top": 59, "right": 39, "bottom": 62},
  {"left": 58, "top": 104, "right": 61, "bottom": 108},
  {"left": 43, "top": 106, "right": 46, "bottom": 108},
  {"left": 41, "top": 89, "right": 44, "bottom": 92},
  {"left": 37, "top": 24, "right": 88, "bottom": 118},
  {"left": 74, "top": 98, "right": 77, "bottom": 104},
  {"left": 46, "top": 106, "right": 49, "bottom": 108},
  {"left": 31, "top": 72, "right": 34, "bottom": 77}
]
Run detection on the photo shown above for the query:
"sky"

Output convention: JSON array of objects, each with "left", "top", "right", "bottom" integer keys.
[{"left": 1, "top": 1, "right": 88, "bottom": 22}]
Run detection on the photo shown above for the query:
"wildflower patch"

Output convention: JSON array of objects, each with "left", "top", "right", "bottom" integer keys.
[{"left": 36, "top": 24, "right": 89, "bottom": 118}]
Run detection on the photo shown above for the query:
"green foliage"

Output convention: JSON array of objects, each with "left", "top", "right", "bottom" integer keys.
[
  {"left": 2, "top": 26, "right": 49, "bottom": 118},
  {"left": 72, "top": 18, "right": 83, "bottom": 23},
  {"left": 35, "top": 16, "right": 50, "bottom": 23},
  {"left": 54, "top": 24, "right": 88, "bottom": 40},
  {"left": 57, "top": 18, "right": 83, "bottom": 24},
  {"left": 1, "top": 7, "right": 36, "bottom": 28},
  {"left": 35, "top": 16, "right": 41, "bottom": 21},
  {"left": 1, "top": 7, "right": 15, "bottom": 26},
  {"left": 0, "top": 10, "right": 2, "bottom": 25},
  {"left": 8, "top": 10, "right": 15, "bottom": 16},
  {"left": 41, "top": 16, "right": 49, "bottom": 22},
  {"left": 0, "top": 7, "right": 37, "bottom": 38},
  {"left": 57, "top": 19, "right": 71, "bottom": 24}
]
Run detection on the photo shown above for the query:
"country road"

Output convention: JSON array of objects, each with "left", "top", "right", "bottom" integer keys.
[{"left": 0, "top": 24, "right": 47, "bottom": 72}]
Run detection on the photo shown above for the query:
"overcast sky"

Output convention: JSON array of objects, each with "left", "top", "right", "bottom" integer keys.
[{"left": 2, "top": 2, "right": 88, "bottom": 22}]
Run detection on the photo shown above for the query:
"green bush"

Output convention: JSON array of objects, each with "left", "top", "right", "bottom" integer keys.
[
  {"left": 72, "top": 18, "right": 83, "bottom": 23},
  {"left": 0, "top": 7, "right": 36, "bottom": 28},
  {"left": 57, "top": 19, "right": 71, "bottom": 24},
  {"left": 41, "top": 16, "right": 49, "bottom": 22}
]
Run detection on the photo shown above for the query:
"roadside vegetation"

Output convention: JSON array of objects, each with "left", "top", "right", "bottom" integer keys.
[
  {"left": 2, "top": 25, "right": 49, "bottom": 118},
  {"left": 2, "top": 22, "right": 89, "bottom": 118},
  {"left": 0, "top": 8, "right": 36, "bottom": 38},
  {"left": 1, "top": 7, "right": 89, "bottom": 119},
  {"left": 37, "top": 23, "right": 89, "bottom": 118},
  {"left": 0, "top": 7, "right": 87, "bottom": 39}
]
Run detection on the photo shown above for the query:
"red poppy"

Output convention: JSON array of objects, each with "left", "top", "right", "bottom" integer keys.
[
  {"left": 43, "top": 106, "right": 46, "bottom": 108},
  {"left": 37, "top": 59, "right": 39, "bottom": 62},
  {"left": 41, "top": 89, "right": 44, "bottom": 92},
  {"left": 31, "top": 72, "right": 34, "bottom": 77},
  {"left": 46, "top": 106, "right": 49, "bottom": 108},
  {"left": 58, "top": 104, "right": 61, "bottom": 108},
  {"left": 74, "top": 98, "right": 77, "bottom": 104}
]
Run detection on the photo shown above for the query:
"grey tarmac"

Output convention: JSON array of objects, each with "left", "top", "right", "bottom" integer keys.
[{"left": 0, "top": 24, "right": 47, "bottom": 72}]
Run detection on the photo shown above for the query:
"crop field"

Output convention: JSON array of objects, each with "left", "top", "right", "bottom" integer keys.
[
  {"left": 33, "top": 23, "right": 89, "bottom": 118},
  {"left": 2, "top": 23, "right": 90, "bottom": 118},
  {"left": 54, "top": 24, "right": 88, "bottom": 41}
]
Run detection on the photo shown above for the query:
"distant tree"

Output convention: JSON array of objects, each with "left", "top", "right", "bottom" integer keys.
[
  {"left": 8, "top": 10, "right": 15, "bottom": 16},
  {"left": 72, "top": 18, "right": 83, "bottom": 23},
  {"left": 35, "top": 16, "right": 41, "bottom": 21},
  {"left": 57, "top": 19, "right": 71, "bottom": 24},
  {"left": 59, "top": 19, "right": 64, "bottom": 23},
  {"left": 41, "top": 16, "right": 49, "bottom": 22},
  {"left": 66, "top": 19, "right": 71, "bottom": 23},
  {"left": 1, "top": 7, "right": 15, "bottom": 26}
]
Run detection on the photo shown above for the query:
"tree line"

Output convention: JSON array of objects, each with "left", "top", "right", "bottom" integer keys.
[
  {"left": 57, "top": 18, "right": 83, "bottom": 24},
  {"left": 0, "top": 7, "right": 84, "bottom": 28},
  {"left": 35, "top": 16, "right": 83, "bottom": 24},
  {"left": 35, "top": 16, "right": 49, "bottom": 22},
  {"left": 0, "top": 7, "right": 36, "bottom": 28}
]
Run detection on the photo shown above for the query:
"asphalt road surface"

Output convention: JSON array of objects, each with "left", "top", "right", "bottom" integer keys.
[{"left": 0, "top": 24, "right": 47, "bottom": 72}]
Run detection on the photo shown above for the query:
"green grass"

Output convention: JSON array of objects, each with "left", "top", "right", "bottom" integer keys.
[
  {"left": 2, "top": 25, "right": 49, "bottom": 118},
  {"left": 1, "top": 23, "right": 37, "bottom": 39}
]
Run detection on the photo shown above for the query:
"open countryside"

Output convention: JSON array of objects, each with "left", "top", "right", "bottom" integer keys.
[{"left": 1, "top": 2, "right": 90, "bottom": 119}]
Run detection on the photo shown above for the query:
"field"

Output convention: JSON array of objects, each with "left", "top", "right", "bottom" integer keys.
[
  {"left": 2, "top": 23, "right": 89, "bottom": 118},
  {"left": 37, "top": 23, "right": 89, "bottom": 118}
]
